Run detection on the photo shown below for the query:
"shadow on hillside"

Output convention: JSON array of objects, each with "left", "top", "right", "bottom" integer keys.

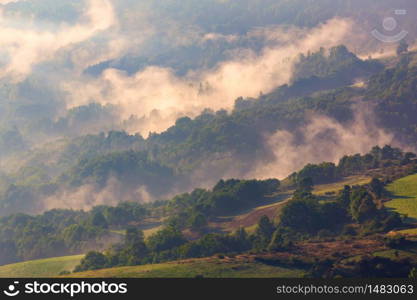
[
  {"left": 216, "top": 192, "right": 293, "bottom": 219},
  {"left": 384, "top": 193, "right": 417, "bottom": 223}
]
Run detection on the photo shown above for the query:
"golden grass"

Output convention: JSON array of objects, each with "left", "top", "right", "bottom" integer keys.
[
  {"left": 0, "top": 255, "right": 83, "bottom": 278},
  {"left": 65, "top": 258, "right": 304, "bottom": 278},
  {"left": 386, "top": 173, "right": 417, "bottom": 223},
  {"left": 313, "top": 175, "right": 371, "bottom": 195}
]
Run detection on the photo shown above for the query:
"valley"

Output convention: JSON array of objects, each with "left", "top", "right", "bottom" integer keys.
[{"left": 2, "top": 152, "right": 417, "bottom": 278}]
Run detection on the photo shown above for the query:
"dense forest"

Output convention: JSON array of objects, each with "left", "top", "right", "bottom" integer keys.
[
  {"left": 1, "top": 0, "right": 417, "bottom": 279},
  {"left": 2, "top": 46, "right": 417, "bottom": 216},
  {"left": 1, "top": 145, "right": 416, "bottom": 273},
  {"left": 0, "top": 178, "right": 278, "bottom": 265},
  {"left": 73, "top": 158, "right": 415, "bottom": 278},
  {"left": 0, "top": 202, "right": 149, "bottom": 265}
]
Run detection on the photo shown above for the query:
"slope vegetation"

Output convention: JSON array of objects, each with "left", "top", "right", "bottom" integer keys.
[
  {"left": 0, "top": 255, "right": 83, "bottom": 278},
  {"left": 386, "top": 174, "right": 417, "bottom": 223},
  {"left": 65, "top": 255, "right": 304, "bottom": 278}
]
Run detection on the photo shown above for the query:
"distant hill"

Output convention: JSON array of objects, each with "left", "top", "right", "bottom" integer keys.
[{"left": 85, "top": 0, "right": 417, "bottom": 76}]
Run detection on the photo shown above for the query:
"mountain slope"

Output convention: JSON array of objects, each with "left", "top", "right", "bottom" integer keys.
[
  {"left": 386, "top": 174, "right": 417, "bottom": 223},
  {"left": 64, "top": 256, "right": 305, "bottom": 278},
  {"left": 0, "top": 255, "right": 83, "bottom": 278}
]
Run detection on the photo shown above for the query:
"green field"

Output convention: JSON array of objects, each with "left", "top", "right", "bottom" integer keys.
[
  {"left": 0, "top": 255, "right": 83, "bottom": 278},
  {"left": 394, "top": 228, "right": 417, "bottom": 236},
  {"left": 65, "top": 258, "right": 305, "bottom": 278},
  {"left": 143, "top": 225, "right": 164, "bottom": 238},
  {"left": 342, "top": 245, "right": 417, "bottom": 265},
  {"left": 314, "top": 175, "right": 371, "bottom": 195},
  {"left": 371, "top": 243, "right": 417, "bottom": 265},
  {"left": 110, "top": 224, "right": 164, "bottom": 238},
  {"left": 386, "top": 174, "right": 417, "bottom": 223}
]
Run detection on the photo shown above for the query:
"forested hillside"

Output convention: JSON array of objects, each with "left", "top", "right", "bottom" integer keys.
[
  {"left": 1, "top": 0, "right": 417, "bottom": 279},
  {"left": 1, "top": 145, "right": 416, "bottom": 272},
  {"left": 2, "top": 47, "right": 417, "bottom": 216}
]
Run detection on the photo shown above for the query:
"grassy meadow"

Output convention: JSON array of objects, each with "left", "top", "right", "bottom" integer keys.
[{"left": 0, "top": 255, "right": 83, "bottom": 278}]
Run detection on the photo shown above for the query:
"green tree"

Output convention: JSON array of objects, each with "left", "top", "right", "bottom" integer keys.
[
  {"left": 268, "top": 227, "right": 292, "bottom": 251},
  {"left": 279, "top": 198, "right": 322, "bottom": 234},
  {"left": 254, "top": 215, "right": 275, "bottom": 249},
  {"left": 189, "top": 213, "right": 207, "bottom": 232},
  {"left": 350, "top": 188, "right": 378, "bottom": 223},
  {"left": 74, "top": 251, "right": 107, "bottom": 272},
  {"left": 233, "top": 227, "right": 251, "bottom": 251},
  {"left": 147, "top": 226, "right": 187, "bottom": 253},
  {"left": 297, "top": 177, "right": 314, "bottom": 193},
  {"left": 338, "top": 185, "right": 351, "bottom": 208},
  {"left": 123, "top": 227, "right": 148, "bottom": 265},
  {"left": 90, "top": 211, "right": 108, "bottom": 229},
  {"left": 369, "top": 178, "right": 384, "bottom": 198}
]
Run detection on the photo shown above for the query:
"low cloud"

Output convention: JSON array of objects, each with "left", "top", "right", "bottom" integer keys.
[
  {"left": 249, "top": 103, "right": 395, "bottom": 179},
  {"left": 0, "top": 0, "right": 116, "bottom": 81},
  {"left": 42, "top": 177, "right": 153, "bottom": 212},
  {"left": 63, "top": 18, "right": 354, "bottom": 136}
]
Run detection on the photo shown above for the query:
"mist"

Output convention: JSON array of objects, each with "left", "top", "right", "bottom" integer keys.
[
  {"left": 0, "top": 0, "right": 416, "bottom": 215},
  {"left": 0, "top": 0, "right": 115, "bottom": 81},
  {"left": 63, "top": 18, "right": 354, "bottom": 136},
  {"left": 249, "top": 103, "right": 396, "bottom": 180},
  {"left": 41, "top": 177, "right": 152, "bottom": 212}
]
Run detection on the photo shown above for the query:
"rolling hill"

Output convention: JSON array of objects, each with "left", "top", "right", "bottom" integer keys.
[
  {"left": 0, "top": 255, "right": 83, "bottom": 278},
  {"left": 386, "top": 174, "right": 417, "bottom": 234},
  {"left": 2, "top": 162, "right": 417, "bottom": 278},
  {"left": 386, "top": 174, "right": 417, "bottom": 223},
  {"left": 64, "top": 256, "right": 305, "bottom": 278}
]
